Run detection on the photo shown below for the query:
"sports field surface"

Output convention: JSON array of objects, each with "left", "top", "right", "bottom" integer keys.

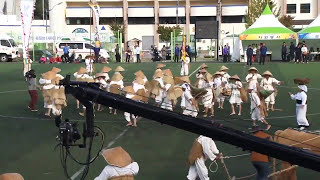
[{"left": 0, "top": 62, "right": 320, "bottom": 180}]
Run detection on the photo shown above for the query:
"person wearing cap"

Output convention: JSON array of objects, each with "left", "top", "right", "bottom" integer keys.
[
  {"left": 248, "top": 80, "right": 271, "bottom": 130},
  {"left": 39, "top": 71, "right": 57, "bottom": 117},
  {"left": 289, "top": 84, "right": 309, "bottom": 130},
  {"left": 187, "top": 135, "right": 221, "bottom": 180},
  {"left": 260, "top": 71, "right": 283, "bottom": 111},
  {"left": 85, "top": 55, "right": 95, "bottom": 76},
  {"left": 181, "top": 77, "right": 198, "bottom": 117},
  {"left": 229, "top": 75, "right": 243, "bottom": 116},
  {"left": 181, "top": 53, "right": 191, "bottom": 76},
  {"left": 246, "top": 67, "right": 262, "bottom": 83},
  {"left": 95, "top": 146, "right": 139, "bottom": 180},
  {"left": 250, "top": 127, "right": 273, "bottom": 180}
]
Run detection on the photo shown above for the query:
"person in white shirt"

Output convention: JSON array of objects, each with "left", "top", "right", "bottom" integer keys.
[
  {"left": 123, "top": 86, "right": 139, "bottom": 127},
  {"left": 74, "top": 67, "right": 94, "bottom": 110},
  {"left": 136, "top": 43, "right": 141, "bottom": 63},
  {"left": 248, "top": 80, "right": 271, "bottom": 130},
  {"left": 39, "top": 71, "right": 56, "bottom": 117},
  {"left": 95, "top": 146, "right": 139, "bottom": 180},
  {"left": 199, "top": 72, "right": 214, "bottom": 117},
  {"left": 85, "top": 56, "right": 94, "bottom": 75},
  {"left": 95, "top": 73, "right": 109, "bottom": 111},
  {"left": 214, "top": 71, "right": 227, "bottom": 109},
  {"left": 289, "top": 84, "right": 309, "bottom": 130},
  {"left": 229, "top": 75, "right": 243, "bottom": 116},
  {"left": 160, "top": 76, "right": 175, "bottom": 111},
  {"left": 187, "top": 135, "right": 221, "bottom": 180},
  {"left": 301, "top": 44, "right": 308, "bottom": 64},
  {"left": 109, "top": 72, "right": 124, "bottom": 115},
  {"left": 153, "top": 70, "right": 165, "bottom": 106},
  {"left": 181, "top": 77, "right": 199, "bottom": 117},
  {"left": 260, "top": 71, "right": 283, "bottom": 111},
  {"left": 181, "top": 54, "right": 191, "bottom": 76},
  {"left": 245, "top": 67, "right": 262, "bottom": 83}
]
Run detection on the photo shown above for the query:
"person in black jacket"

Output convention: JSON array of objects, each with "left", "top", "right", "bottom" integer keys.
[
  {"left": 290, "top": 42, "right": 295, "bottom": 61},
  {"left": 281, "top": 42, "right": 287, "bottom": 61},
  {"left": 247, "top": 45, "right": 254, "bottom": 66},
  {"left": 295, "top": 43, "right": 302, "bottom": 63}
]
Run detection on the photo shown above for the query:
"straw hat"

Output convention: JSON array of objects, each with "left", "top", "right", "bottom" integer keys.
[
  {"left": 134, "top": 77, "right": 145, "bottom": 85},
  {"left": 134, "top": 70, "right": 145, "bottom": 78},
  {"left": 42, "top": 71, "right": 56, "bottom": 80},
  {"left": 51, "top": 67, "right": 61, "bottom": 73},
  {"left": 163, "top": 69, "right": 173, "bottom": 77},
  {"left": 230, "top": 74, "right": 241, "bottom": 81},
  {"left": 156, "top": 63, "right": 166, "bottom": 69},
  {"left": 214, "top": 71, "right": 223, "bottom": 76},
  {"left": 179, "top": 76, "right": 191, "bottom": 84},
  {"left": 200, "top": 63, "right": 208, "bottom": 69},
  {"left": 101, "top": 147, "right": 133, "bottom": 168},
  {"left": 163, "top": 76, "right": 175, "bottom": 85},
  {"left": 96, "top": 73, "right": 108, "bottom": 78},
  {"left": 294, "top": 78, "right": 310, "bottom": 85},
  {"left": 111, "top": 73, "right": 123, "bottom": 81},
  {"left": 101, "top": 66, "right": 112, "bottom": 73},
  {"left": 248, "top": 67, "right": 258, "bottom": 72},
  {"left": 115, "top": 66, "right": 125, "bottom": 72},
  {"left": 153, "top": 70, "right": 163, "bottom": 78},
  {"left": 0, "top": 173, "right": 24, "bottom": 180},
  {"left": 262, "top": 71, "right": 273, "bottom": 77},
  {"left": 219, "top": 65, "right": 229, "bottom": 71},
  {"left": 77, "top": 67, "right": 87, "bottom": 74},
  {"left": 123, "top": 86, "right": 135, "bottom": 94},
  {"left": 205, "top": 73, "right": 213, "bottom": 82}
]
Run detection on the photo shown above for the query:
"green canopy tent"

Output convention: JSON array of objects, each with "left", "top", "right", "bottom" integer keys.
[
  {"left": 298, "top": 15, "right": 320, "bottom": 52},
  {"left": 240, "top": 4, "right": 297, "bottom": 61}
]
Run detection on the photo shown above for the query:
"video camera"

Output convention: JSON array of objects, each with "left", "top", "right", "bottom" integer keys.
[{"left": 55, "top": 116, "right": 81, "bottom": 147}]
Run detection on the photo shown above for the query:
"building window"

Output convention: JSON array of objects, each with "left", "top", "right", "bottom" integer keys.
[
  {"left": 128, "top": 17, "right": 154, "bottom": 24},
  {"left": 190, "top": 16, "right": 216, "bottom": 24},
  {"left": 159, "top": 17, "right": 186, "bottom": 24},
  {"left": 300, "top": 3, "right": 310, "bottom": 13},
  {"left": 286, "top": 4, "right": 296, "bottom": 14},
  {"left": 66, "top": 18, "right": 92, "bottom": 25},
  {"left": 222, "top": 16, "right": 245, "bottom": 23},
  {"left": 100, "top": 17, "right": 123, "bottom": 25}
]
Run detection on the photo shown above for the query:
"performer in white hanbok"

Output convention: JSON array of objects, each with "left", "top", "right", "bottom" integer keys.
[
  {"left": 260, "top": 71, "right": 283, "bottom": 111},
  {"left": 248, "top": 80, "right": 271, "bottom": 130},
  {"left": 180, "top": 76, "right": 199, "bottom": 117},
  {"left": 187, "top": 135, "right": 221, "bottom": 180},
  {"left": 289, "top": 84, "right": 309, "bottom": 130},
  {"left": 160, "top": 75, "right": 175, "bottom": 111},
  {"left": 74, "top": 67, "right": 94, "bottom": 110},
  {"left": 39, "top": 71, "right": 56, "bottom": 117},
  {"left": 229, "top": 75, "right": 243, "bottom": 116},
  {"left": 134, "top": 70, "right": 148, "bottom": 85},
  {"left": 213, "top": 71, "right": 227, "bottom": 109},
  {"left": 219, "top": 66, "right": 231, "bottom": 81},
  {"left": 246, "top": 67, "right": 262, "bottom": 83},
  {"left": 109, "top": 72, "right": 124, "bottom": 115},
  {"left": 95, "top": 147, "right": 139, "bottom": 180},
  {"left": 123, "top": 86, "right": 139, "bottom": 127},
  {"left": 200, "top": 72, "right": 214, "bottom": 117},
  {"left": 85, "top": 56, "right": 95, "bottom": 75},
  {"left": 114, "top": 66, "right": 125, "bottom": 75},
  {"left": 51, "top": 67, "right": 64, "bottom": 80},
  {"left": 95, "top": 73, "right": 109, "bottom": 111},
  {"left": 100, "top": 66, "right": 112, "bottom": 81},
  {"left": 181, "top": 54, "right": 191, "bottom": 76},
  {"left": 153, "top": 70, "right": 165, "bottom": 106}
]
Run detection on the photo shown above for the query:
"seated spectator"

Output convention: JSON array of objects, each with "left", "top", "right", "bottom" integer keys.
[
  {"left": 56, "top": 55, "right": 62, "bottom": 63},
  {"left": 316, "top": 48, "right": 320, "bottom": 61},
  {"left": 49, "top": 56, "right": 55, "bottom": 63},
  {"left": 39, "top": 55, "right": 46, "bottom": 63}
]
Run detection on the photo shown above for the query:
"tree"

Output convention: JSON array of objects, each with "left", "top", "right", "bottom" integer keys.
[
  {"left": 245, "top": 0, "right": 281, "bottom": 28},
  {"left": 279, "top": 15, "right": 294, "bottom": 30},
  {"left": 109, "top": 20, "right": 124, "bottom": 41},
  {"left": 157, "top": 25, "right": 182, "bottom": 43}
]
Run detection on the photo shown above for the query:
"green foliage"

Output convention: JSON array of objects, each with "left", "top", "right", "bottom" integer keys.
[
  {"left": 279, "top": 15, "right": 294, "bottom": 30},
  {"left": 109, "top": 21, "right": 124, "bottom": 41},
  {"left": 245, "top": 0, "right": 281, "bottom": 28},
  {"left": 157, "top": 25, "right": 182, "bottom": 43}
]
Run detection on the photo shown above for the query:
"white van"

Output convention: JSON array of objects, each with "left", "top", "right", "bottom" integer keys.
[
  {"left": 56, "top": 41, "right": 110, "bottom": 60},
  {"left": 0, "top": 34, "right": 19, "bottom": 62}
]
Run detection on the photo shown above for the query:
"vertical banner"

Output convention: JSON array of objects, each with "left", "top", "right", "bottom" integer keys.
[
  {"left": 89, "top": 2, "right": 101, "bottom": 41},
  {"left": 181, "top": 35, "right": 186, "bottom": 62},
  {"left": 20, "top": 0, "right": 35, "bottom": 76}
]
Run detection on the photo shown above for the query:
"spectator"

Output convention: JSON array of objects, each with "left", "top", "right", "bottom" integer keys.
[
  {"left": 26, "top": 69, "right": 39, "bottom": 112},
  {"left": 136, "top": 43, "right": 141, "bottom": 63},
  {"left": 39, "top": 54, "right": 46, "bottom": 63},
  {"left": 63, "top": 44, "right": 70, "bottom": 61},
  {"left": 255, "top": 44, "right": 260, "bottom": 63},
  {"left": 290, "top": 42, "right": 295, "bottom": 61},
  {"left": 174, "top": 44, "right": 180, "bottom": 63},
  {"left": 49, "top": 56, "right": 55, "bottom": 63},
  {"left": 295, "top": 43, "right": 302, "bottom": 63},
  {"left": 301, "top": 44, "right": 308, "bottom": 64},
  {"left": 316, "top": 48, "right": 320, "bottom": 61},
  {"left": 226, "top": 43, "right": 231, "bottom": 61},
  {"left": 186, "top": 45, "right": 191, "bottom": 61},
  {"left": 115, "top": 44, "right": 121, "bottom": 63},
  {"left": 125, "top": 46, "right": 132, "bottom": 63},
  {"left": 260, "top": 43, "right": 267, "bottom": 65},
  {"left": 93, "top": 43, "right": 101, "bottom": 62},
  {"left": 281, "top": 42, "right": 287, "bottom": 61},
  {"left": 247, "top": 45, "right": 253, "bottom": 66},
  {"left": 309, "top": 47, "right": 314, "bottom": 61},
  {"left": 56, "top": 55, "right": 62, "bottom": 63},
  {"left": 161, "top": 45, "right": 167, "bottom": 60},
  {"left": 223, "top": 45, "right": 228, "bottom": 63}
]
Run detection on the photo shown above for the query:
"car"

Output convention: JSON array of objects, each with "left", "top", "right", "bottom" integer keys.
[{"left": 29, "top": 50, "right": 53, "bottom": 63}]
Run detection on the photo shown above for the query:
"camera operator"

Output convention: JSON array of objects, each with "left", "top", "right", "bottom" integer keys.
[{"left": 26, "top": 69, "right": 40, "bottom": 112}]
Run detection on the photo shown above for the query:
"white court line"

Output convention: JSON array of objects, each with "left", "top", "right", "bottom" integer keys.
[
  {"left": 0, "top": 89, "right": 25, "bottom": 94},
  {"left": 278, "top": 86, "right": 320, "bottom": 91},
  {"left": 189, "top": 65, "right": 202, "bottom": 77}
]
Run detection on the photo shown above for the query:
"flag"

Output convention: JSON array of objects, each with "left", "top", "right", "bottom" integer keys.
[
  {"left": 89, "top": 2, "right": 101, "bottom": 41},
  {"left": 181, "top": 35, "right": 186, "bottom": 62}
]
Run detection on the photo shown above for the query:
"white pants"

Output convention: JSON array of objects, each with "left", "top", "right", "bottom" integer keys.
[
  {"left": 216, "top": 95, "right": 225, "bottom": 103},
  {"left": 44, "top": 102, "right": 52, "bottom": 109},
  {"left": 124, "top": 112, "right": 137, "bottom": 122},
  {"left": 265, "top": 93, "right": 275, "bottom": 105},
  {"left": 183, "top": 107, "right": 198, "bottom": 118},
  {"left": 161, "top": 98, "right": 173, "bottom": 111},
  {"left": 187, "top": 157, "right": 209, "bottom": 180},
  {"left": 202, "top": 94, "right": 214, "bottom": 108},
  {"left": 251, "top": 107, "right": 263, "bottom": 121},
  {"left": 296, "top": 105, "right": 309, "bottom": 126},
  {"left": 181, "top": 63, "right": 189, "bottom": 76}
]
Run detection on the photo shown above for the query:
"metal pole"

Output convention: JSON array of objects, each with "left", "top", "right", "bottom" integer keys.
[
  {"left": 42, "top": 0, "right": 45, "bottom": 25},
  {"left": 171, "top": 32, "right": 174, "bottom": 61},
  {"left": 46, "top": 9, "right": 48, "bottom": 49},
  {"left": 176, "top": 0, "right": 179, "bottom": 26}
]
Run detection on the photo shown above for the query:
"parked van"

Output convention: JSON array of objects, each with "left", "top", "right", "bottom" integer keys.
[
  {"left": 0, "top": 34, "right": 19, "bottom": 62},
  {"left": 56, "top": 41, "right": 110, "bottom": 60}
]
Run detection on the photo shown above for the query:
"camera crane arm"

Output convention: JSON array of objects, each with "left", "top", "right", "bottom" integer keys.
[{"left": 60, "top": 76, "right": 320, "bottom": 172}]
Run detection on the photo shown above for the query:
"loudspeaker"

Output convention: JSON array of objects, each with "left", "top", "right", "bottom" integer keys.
[{"left": 195, "top": 21, "right": 218, "bottom": 39}]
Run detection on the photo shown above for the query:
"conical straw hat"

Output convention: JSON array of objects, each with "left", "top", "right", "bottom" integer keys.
[
  {"left": 153, "top": 69, "right": 163, "bottom": 78},
  {"left": 163, "top": 76, "right": 175, "bottom": 85},
  {"left": 205, "top": 73, "right": 213, "bottom": 82},
  {"left": 0, "top": 173, "right": 24, "bottom": 180},
  {"left": 96, "top": 73, "right": 108, "bottom": 78},
  {"left": 214, "top": 71, "right": 223, "bottom": 76},
  {"left": 77, "top": 67, "right": 87, "bottom": 74},
  {"left": 101, "top": 147, "right": 132, "bottom": 168},
  {"left": 156, "top": 63, "right": 166, "bottom": 69},
  {"left": 42, "top": 71, "right": 56, "bottom": 80},
  {"left": 134, "top": 77, "right": 145, "bottom": 85},
  {"left": 101, "top": 66, "right": 112, "bottom": 73},
  {"left": 134, "top": 70, "right": 145, "bottom": 78},
  {"left": 230, "top": 74, "right": 241, "bottom": 81},
  {"left": 294, "top": 78, "right": 310, "bottom": 85},
  {"left": 262, "top": 71, "right": 273, "bottom": 77},
  {"left": 115, "top": 66, "right": 125, "bottom": 72},
  {"left": 248, "top": 67, "right": 258, "bottom": 72},
  {"left": 123, "top": 86, "right": 135, "bottom": 94},
  {"left": 51, "top": 67, "right": 61, "bottom": 73},
  {"left": 111, "top": 73, "right": 123, "bottom": 81},
  {"left": 200, "top": 63, "right": 208, "bottom": 69},
  {"left": 163, "top": 69, "right": 173, "bottom": 77},
  {"left": 180, "top": 76, "right": 191, "bottom": 84},
  {"left": 219, "top": 65, "right": 229, "bottom": 71}
]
